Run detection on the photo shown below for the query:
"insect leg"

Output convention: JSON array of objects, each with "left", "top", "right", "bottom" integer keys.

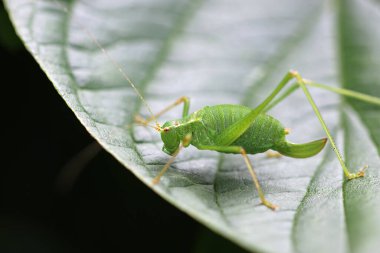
[
  {"left": 135, "top": 96, "right": 190, "bottom": 125},
  {"left": 305, "top": 81, "right": 380, "bottom": 106},
  {"left": 291, "top": 71, "right": 366, "bottom": 179},
  {"left": 152, "top": 133, "right": 192, "bottom": 184},
  {"left": 264, "top": 80, "right": 380, "bottom": 113},
  {"left": 214, "top": 71, "right": 297, "bottom": 146},
  {"left": 198, "top": 145, "right": 278, "bottom": 210},
  {"left": 263, "top": 84, "right": 298, "bottom": 112}
]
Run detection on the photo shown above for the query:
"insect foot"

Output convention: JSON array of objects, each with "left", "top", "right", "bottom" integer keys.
[
  {"left": 152, "top": 177, "right": 161, "bottom": 185},
  {"left": 266, "top": 151, "right": 282, "bottom": 159},
  {"left": 284, "top": 128, "right": 291, "bottom": 135},
  {"left": 346, "top": 165, "right": 368, "bottom": 180},
  {"left": 262, "top": 200, "right": 279, "bottom": 211}
]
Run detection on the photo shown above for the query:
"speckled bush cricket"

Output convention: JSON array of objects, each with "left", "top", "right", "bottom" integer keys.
[{"left": 51, "top": 0, "right": 380, "bottom": 210}]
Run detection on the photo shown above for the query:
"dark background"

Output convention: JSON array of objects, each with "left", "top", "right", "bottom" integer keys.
[{"left": 0, "top": 2, "right": 248, "bottom": 253}]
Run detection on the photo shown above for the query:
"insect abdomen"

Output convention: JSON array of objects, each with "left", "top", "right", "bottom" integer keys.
[
  {"left": 197, "top": 105, "right": 285, "bottom": 154},
  {"left": 233, "top": 113, "right": 284, "bottom": 154}
]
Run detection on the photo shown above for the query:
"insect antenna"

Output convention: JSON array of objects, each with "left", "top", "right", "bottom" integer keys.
[
  {"left": 131, "top": 123, "right": 162, "bottom": 132},
  {"left": 50, "top": 0, "right": 159, "bottom": 127}
]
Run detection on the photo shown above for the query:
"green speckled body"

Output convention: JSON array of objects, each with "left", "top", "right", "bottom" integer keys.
[{"left": 166, "top": 104, "right": 286, "bottom": 154}]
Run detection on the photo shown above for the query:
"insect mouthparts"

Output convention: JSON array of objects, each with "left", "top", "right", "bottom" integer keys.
[{"left": 155, "top": 124, "right": 162, "bottom": 132}]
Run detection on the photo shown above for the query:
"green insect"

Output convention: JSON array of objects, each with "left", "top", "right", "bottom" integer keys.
[
  {"left": 51, "top": 0, "right": 380, "bottom": 211},
  {"left": 134, "top": 71, "right": 380, "bottom": 210}
]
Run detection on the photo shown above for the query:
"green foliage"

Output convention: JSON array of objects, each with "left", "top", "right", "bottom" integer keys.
[{"left": 5, "top": 0, "right": 380, "bottom": 252}]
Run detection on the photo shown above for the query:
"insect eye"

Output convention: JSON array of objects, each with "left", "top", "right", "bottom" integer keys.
[{"left": 164, "top": 127, "right": 170, "bottom": 132}]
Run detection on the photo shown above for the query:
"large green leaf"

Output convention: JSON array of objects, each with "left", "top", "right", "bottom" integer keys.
[{"left": 5, "top": 0, "right": 380, "bottom": 252}]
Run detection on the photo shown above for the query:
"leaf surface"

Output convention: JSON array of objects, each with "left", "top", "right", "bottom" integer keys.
[{"left": 5, "top": 0, "right": 380, "bottom": 252}]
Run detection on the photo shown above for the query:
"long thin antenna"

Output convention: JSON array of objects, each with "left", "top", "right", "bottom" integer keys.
[{"left": 50, "top": 0, "right": 158, "bottom": 126}]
